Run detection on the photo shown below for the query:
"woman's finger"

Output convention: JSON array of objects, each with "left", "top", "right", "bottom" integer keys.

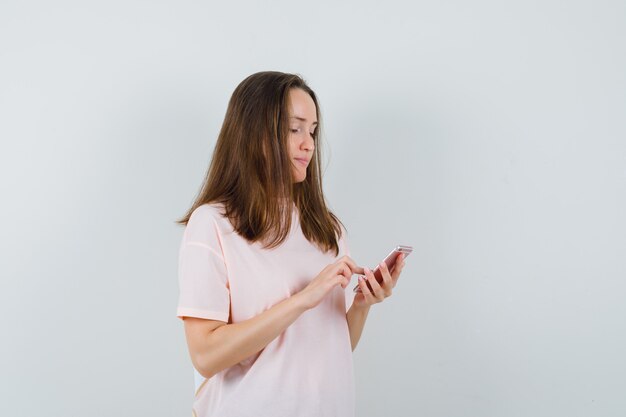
[
  {"left": 364, "top": 267, "right": 385, "bottom": 302},
  {"left": 341, "top": 264, "right": 352, "bottom": 280},
  {"left": 341, "top": 256, "right": 365, "bottom": 275},
  {"left": 332, "top": 262, "right": 352, "bottom": 280},
  {"left": 337, "top": 273, "right": 349, "bottom": 289},
  {"left": 378, "top": 261, "right": 393, "bottom": 296},
  {"left": 358, "top": 275, "right": 376, "bottom": 304},
  {"left": 391, "top": 254, "right": 405, "bottom": 281}
]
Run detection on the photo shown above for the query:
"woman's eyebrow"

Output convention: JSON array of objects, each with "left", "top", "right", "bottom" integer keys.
[{"left": 290, "top": 116, "right": 318, "bottom": 125}]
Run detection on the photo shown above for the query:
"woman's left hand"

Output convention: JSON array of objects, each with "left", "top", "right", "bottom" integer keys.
[{"left": 352, "top": 253, "right": 406, "bottom": 309}]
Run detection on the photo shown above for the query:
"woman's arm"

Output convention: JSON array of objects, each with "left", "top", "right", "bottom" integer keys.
[
  {"left": 184, "top": 293, "right": 308, "bottom": 379},
  {"left": 345, "top": 254, "right": 407, "bottom": 351},
  {"left": 184, "top": 257, "right": 355, "bottom": 379},
  {"left": 346, "top": 303, "right": 371, "bottom": 351}
]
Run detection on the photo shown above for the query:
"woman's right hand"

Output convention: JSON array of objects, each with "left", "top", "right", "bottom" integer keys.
[{"left": 296, "top": 256, "right": 364, "bottom": 310}]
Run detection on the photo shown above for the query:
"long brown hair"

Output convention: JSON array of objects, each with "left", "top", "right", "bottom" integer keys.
[{"left": 176, "top": 71, "right": 343, "bottom": 255}]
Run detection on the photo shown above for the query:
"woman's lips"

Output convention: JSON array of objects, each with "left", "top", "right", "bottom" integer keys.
[{"left": 295, "top": 158, "right": 308, "bottom": 167}]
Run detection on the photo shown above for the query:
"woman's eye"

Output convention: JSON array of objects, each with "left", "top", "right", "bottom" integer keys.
[{"left": 290, "top": 128, "right": 316, "bottom": 139}]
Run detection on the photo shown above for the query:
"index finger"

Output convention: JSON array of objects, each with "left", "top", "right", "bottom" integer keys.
[{"left": 340, "top": 256, "right": 365, "bottom": 275}]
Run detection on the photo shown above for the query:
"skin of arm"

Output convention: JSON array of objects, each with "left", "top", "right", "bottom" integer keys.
[
  {"left": 184, "top": 258, "right": 354, "bottom": 379},
  {"left": 184, "top": 293, "right": 309, "bottom": 379},
  {"left": 344, "top": 254, "right": 407, "bottom": 351},
  {"left": 346, "top": 303, "right": 370, "bottom": 351}
]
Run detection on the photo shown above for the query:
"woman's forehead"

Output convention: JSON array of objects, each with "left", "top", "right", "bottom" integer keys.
[{"left": 288, "top": 89, "right": 317, "bottom": 122}]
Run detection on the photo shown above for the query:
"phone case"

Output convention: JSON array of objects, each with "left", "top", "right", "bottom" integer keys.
[{"left": 353, "top": 245, "right": 413, "bottom": 293}]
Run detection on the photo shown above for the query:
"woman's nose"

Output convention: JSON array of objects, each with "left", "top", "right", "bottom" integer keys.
[{"left": 302, "top": 135, "right": 314, "bottom": 151}]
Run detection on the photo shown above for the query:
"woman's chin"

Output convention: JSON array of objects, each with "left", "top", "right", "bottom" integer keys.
[{"left": 292, "top": 170, "right": 307, "bottom": 183}]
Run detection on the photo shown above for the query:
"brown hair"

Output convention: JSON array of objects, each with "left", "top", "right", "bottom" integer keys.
[{"left": 176, "top": 71, "right": 343, "bottom": 255}]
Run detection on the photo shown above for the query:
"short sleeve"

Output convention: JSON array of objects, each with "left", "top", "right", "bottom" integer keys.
[{"left": 176, "top": 205, "right": 230, "bottom": 322}]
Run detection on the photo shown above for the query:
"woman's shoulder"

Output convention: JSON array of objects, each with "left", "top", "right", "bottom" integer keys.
[
  {"left": 188, "top": 202, "right": 227, "bottom": 222},
  {"left": 184, "top": 202, "right": 230, "bottom": 242}
]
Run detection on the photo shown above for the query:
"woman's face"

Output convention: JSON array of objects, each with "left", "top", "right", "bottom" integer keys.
[{"left": 287, "top": 88, "right": 317, "bottom": 183}]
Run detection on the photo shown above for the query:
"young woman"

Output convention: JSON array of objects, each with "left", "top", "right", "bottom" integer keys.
[{"left": 176, "top": 71, "right": 406, "bottom": 417}]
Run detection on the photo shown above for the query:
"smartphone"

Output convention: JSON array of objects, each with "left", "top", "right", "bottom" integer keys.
[{"left": 353, "top": 245, "right": 413, "bottom": 293}]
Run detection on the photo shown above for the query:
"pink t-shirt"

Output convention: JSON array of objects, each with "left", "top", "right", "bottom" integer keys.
[{"left": 176, "top": 203, "right": 355, "bottom": 417}]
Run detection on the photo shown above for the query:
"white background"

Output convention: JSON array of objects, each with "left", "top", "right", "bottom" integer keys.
[{"left": 1, "top": 1, "right": 625, "bottom": 416}]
